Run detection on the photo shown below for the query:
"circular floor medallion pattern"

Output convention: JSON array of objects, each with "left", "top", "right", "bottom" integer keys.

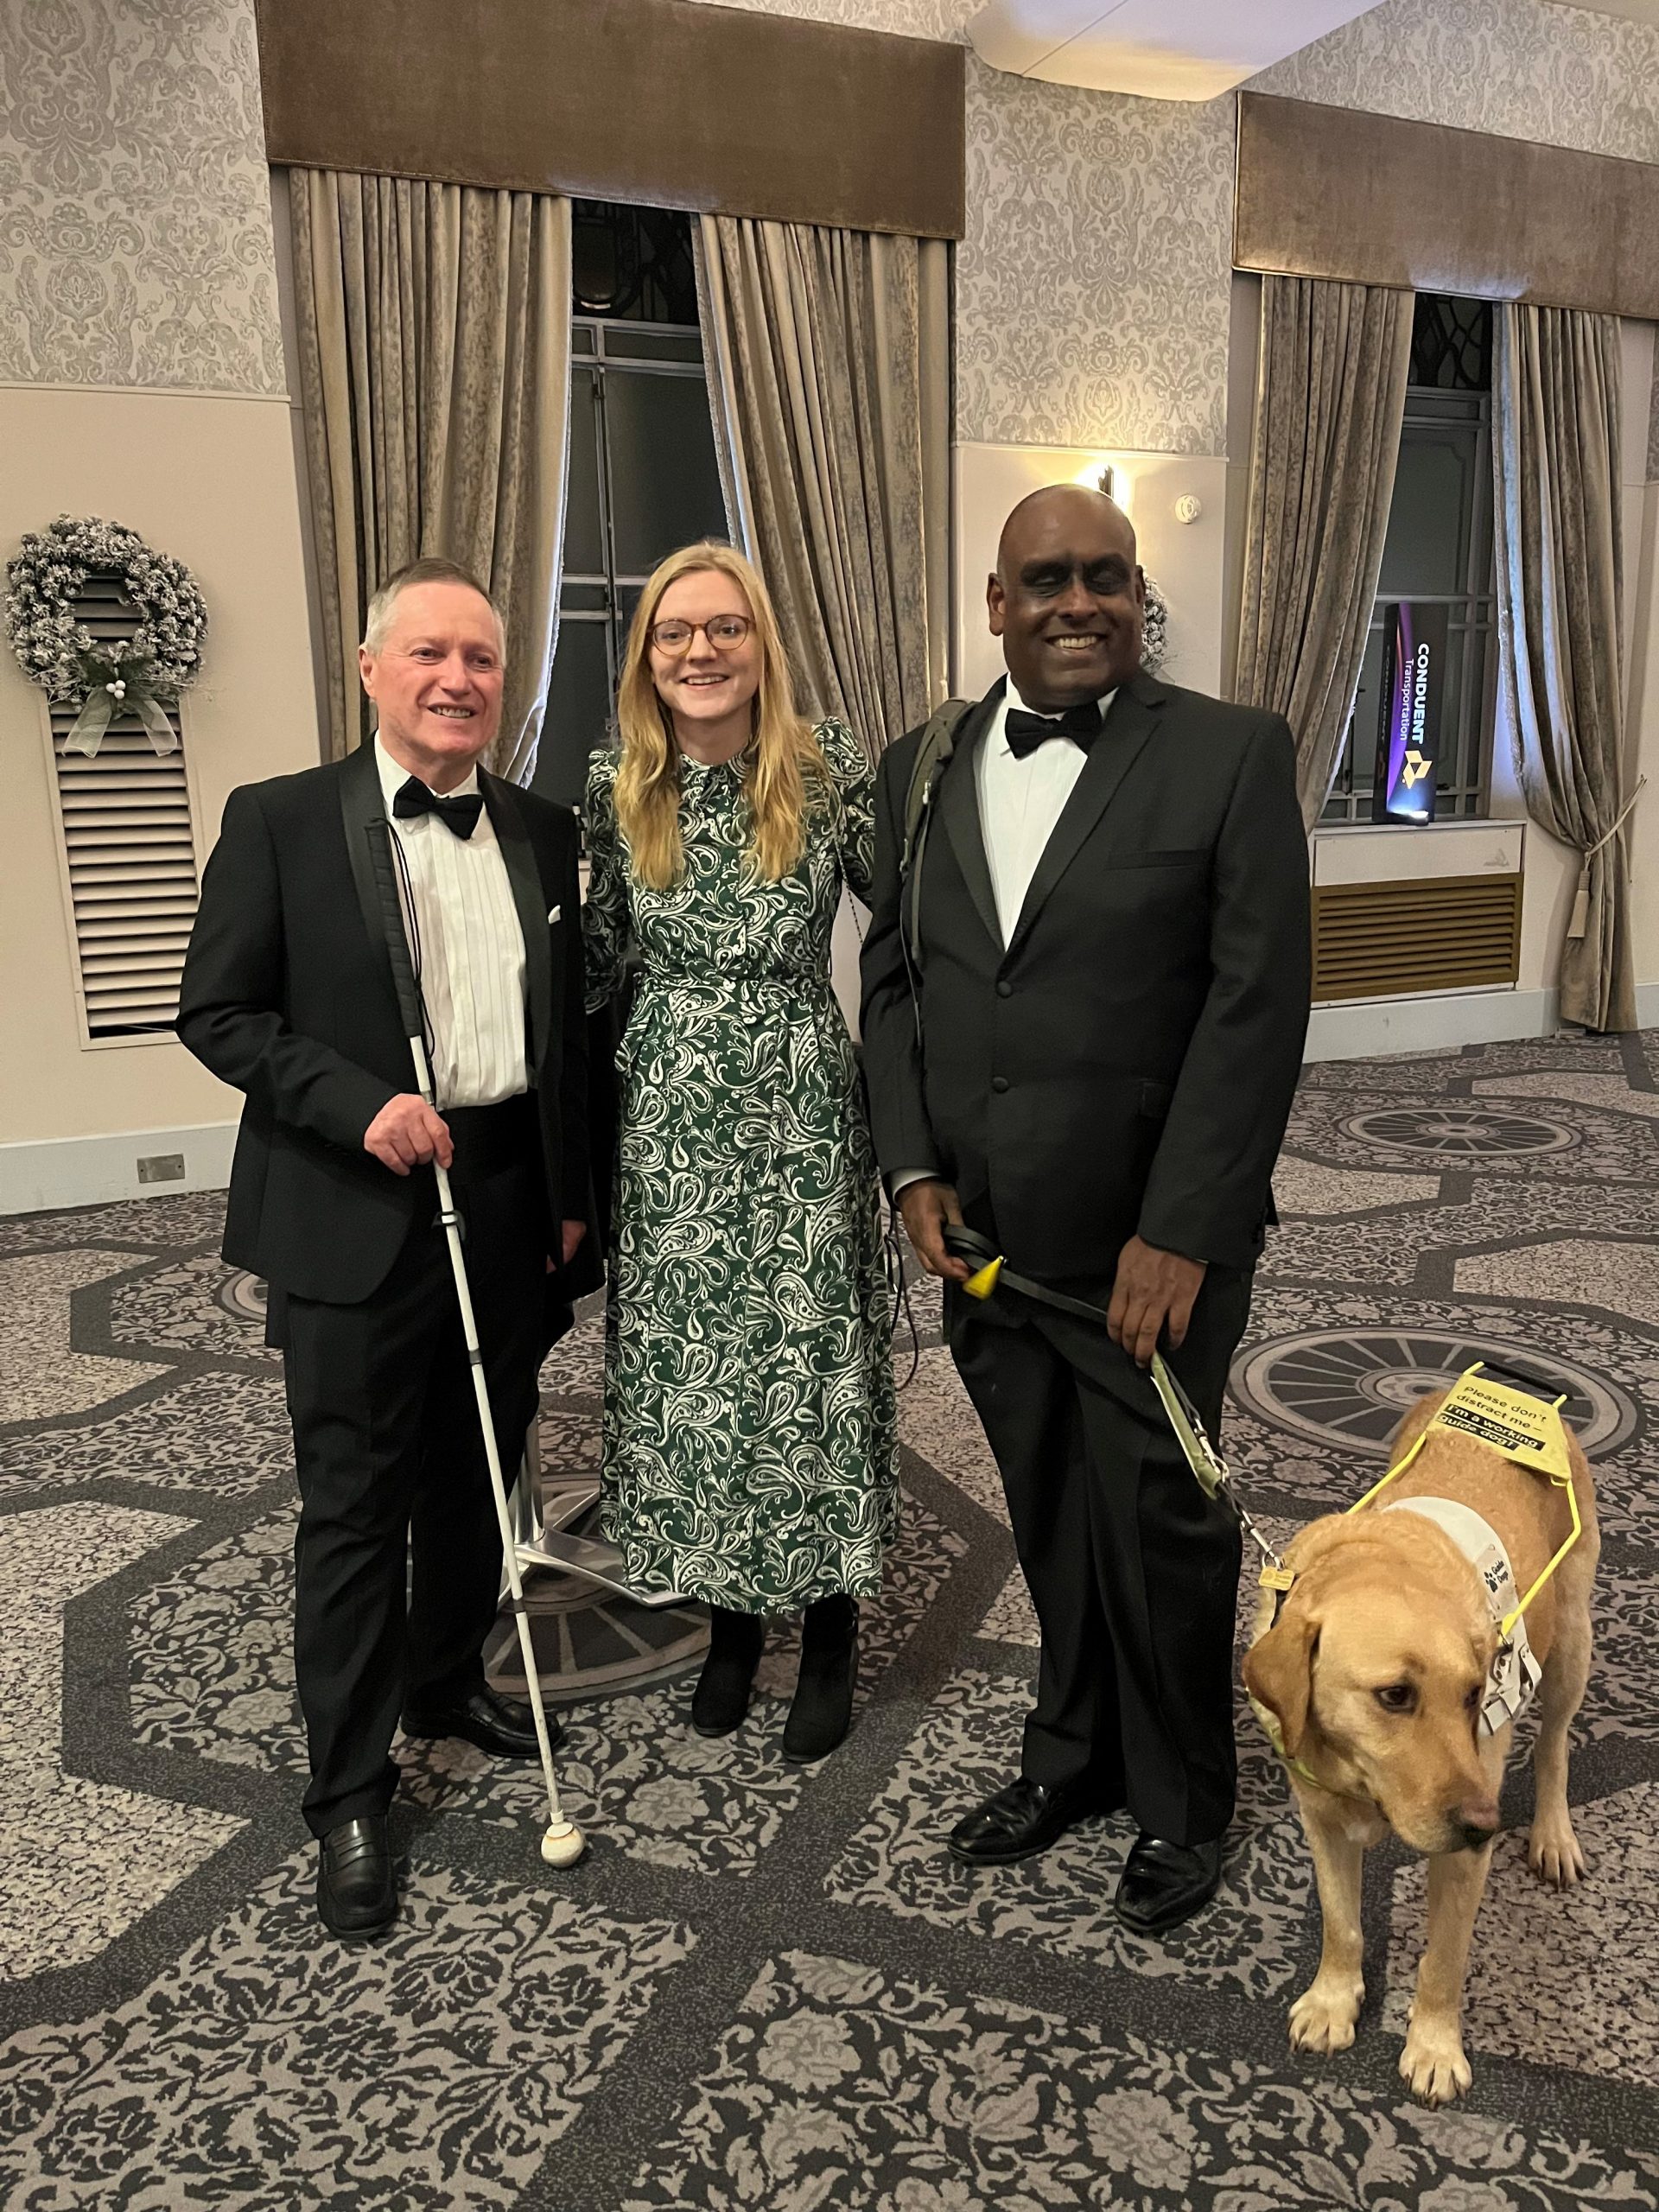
[
  {"left": 1232, "top": 1328, "right": 1637, "bottom": 1459},
  {"left": 215, "top": 1269, "right": 268, "bottom": 1326},
  {"left": 1341, "top": 1106, "right": 1579, "bottom": 1159},
  {"left": 490, "top": 1482, "right": 709, "bottom": 1701},
  {"left": 488, "top": 1586, "right": 709, "bottom": 1703}
]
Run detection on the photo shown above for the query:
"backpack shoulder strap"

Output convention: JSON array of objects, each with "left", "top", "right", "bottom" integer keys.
[{"left": 899, "top": 698, "right": 972, "bottom": 871}]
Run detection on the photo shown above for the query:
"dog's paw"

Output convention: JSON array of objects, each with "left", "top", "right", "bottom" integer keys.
[
  {"left": 1400, "top": 2022, "right": 1471, "bottom": 2106},
  {"left": 1528, "top": 1812, "right": 1586, "bottom": 1889},
  {"left": 1288, "top": 1975, "right": 1363, "bottom": 2054}
]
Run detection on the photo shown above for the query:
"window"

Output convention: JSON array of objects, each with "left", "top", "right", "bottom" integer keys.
[
  {"left": 531, "top": 204, "right": 730, "bottom": 808},
  {"left": 1321, "top": 296, "right": 1497, "bottom": 824},
  {"left": 45, "top": 573, "right": 198, "bottom": 1041}
]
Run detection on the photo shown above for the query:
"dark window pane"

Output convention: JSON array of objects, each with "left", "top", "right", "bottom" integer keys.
[
  {"left": 1409, "top": 295, "right": 1491, "bottom": 391},
  {"left": 1377, "top": 427, "right": 1478, "bottom": 599},
  {"left": 571, "top": 324, "right": 597, "bottom": 356},
  {"left": 564, "top": 366, "right": 605, "bottom": 575},
  {"left": 561, "top": 580, "right": 608, "bottom": 613},
  {"left": 604, "top": 370, "right": 729, "bottom": 575},
  {"left": 570, "top": 202, "right": 699, "bottom": 322},
  {"left": 600, "top": 327, "right": 703, "bottom": 365},
  {"left": 534, "top": 618, "right": 613, "bottom": 810}
]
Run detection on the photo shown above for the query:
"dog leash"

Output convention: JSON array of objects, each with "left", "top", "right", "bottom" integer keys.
[
  {"left": 940, "top": 1224, "right": 1292, "bottom": 1587},
  {"left": 939, "top": 1225, "right": 1585, "bottom": 1770}
]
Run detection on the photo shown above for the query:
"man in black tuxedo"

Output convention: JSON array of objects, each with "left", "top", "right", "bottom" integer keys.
[
  {"left": 179, "top": 557, "right": 596, "bottom": 1936},
  {"left": 861, "top": 487, "right": 1309, "bottom": 1933}
]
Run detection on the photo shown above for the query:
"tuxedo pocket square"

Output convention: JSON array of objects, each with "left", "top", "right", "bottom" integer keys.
[{"left": 547, "top": 904, "right": 562, "bottom": 925}]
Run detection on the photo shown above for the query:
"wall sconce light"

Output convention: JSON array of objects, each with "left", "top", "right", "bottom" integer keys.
[{"left": 1071, "top": 458, "right": 1130, "bottom": 512}]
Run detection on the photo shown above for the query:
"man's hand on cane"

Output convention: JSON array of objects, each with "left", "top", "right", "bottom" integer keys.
[
  {"left": 365, "top": 1094, "right": 454, "bottom": 1174},
  {"left": 899, "top": 1179, "right": 971, "bottom": 1283},
  {"left": 1108, "top": 1234, "right": 1206, "bottom": 1367}
]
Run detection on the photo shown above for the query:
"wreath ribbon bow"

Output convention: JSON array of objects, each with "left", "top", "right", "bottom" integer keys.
[{"left": 64, "top": 673, "right": 180, "bottom": 759}]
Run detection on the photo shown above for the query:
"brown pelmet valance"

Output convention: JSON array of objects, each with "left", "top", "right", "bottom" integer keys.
[
  {"left": 253, "top": 0, "right": 965, "bottom": 242},
  {"left": 1236, "top": 92, "right": 1659, "bottom": 321}
]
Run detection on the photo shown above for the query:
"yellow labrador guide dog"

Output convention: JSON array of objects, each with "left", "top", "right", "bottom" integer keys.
[{"left": 1240, "top": 1365, "right": 1599, "bottom": 2106}]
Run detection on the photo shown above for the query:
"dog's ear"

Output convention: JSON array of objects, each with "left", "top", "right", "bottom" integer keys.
[{"left": 1243, "top": 1607, "right": 1320, "bottom": 1760}]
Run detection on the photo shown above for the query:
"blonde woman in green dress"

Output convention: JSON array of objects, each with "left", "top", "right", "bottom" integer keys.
[{"left": 582, "top": 541, "right": 898, "bottom": 1761}]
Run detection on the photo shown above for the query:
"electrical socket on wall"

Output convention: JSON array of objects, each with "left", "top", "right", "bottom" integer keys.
[{"left": 137, "top": 1154, "right": 187, "bottom": 1185}]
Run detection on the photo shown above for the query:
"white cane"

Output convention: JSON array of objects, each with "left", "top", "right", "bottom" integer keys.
[{"left": 368, "top": 821, "right": 585, "bottom": 1868}]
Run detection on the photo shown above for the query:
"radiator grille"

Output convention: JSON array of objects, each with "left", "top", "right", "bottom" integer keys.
[
  {"left": 1311, "top": 874, "right": 1522, "bottom": 1002},
  {"left": 47, "top": 575, "right": 199, "bottom": 1038}
]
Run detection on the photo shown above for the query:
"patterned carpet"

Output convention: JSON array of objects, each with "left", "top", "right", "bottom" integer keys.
[{"left": 3, "top": 1032, "right": 1659, "bottom": 2209}]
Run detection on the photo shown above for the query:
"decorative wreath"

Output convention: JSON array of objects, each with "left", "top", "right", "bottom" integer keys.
[
  {"left": 1141, "top": 574, "right": 1169, "bottom": 675},
  {"left": 4, "top": 515, "right": 207, "bottom": 757}
]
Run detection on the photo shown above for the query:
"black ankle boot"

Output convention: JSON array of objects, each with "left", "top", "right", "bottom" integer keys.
[
  {"left": 782, "top": 1595, "right": 859, "bottom": 1764},
  {"left": 690, "top": 1606, "right": 766, "bottom": 1737}
]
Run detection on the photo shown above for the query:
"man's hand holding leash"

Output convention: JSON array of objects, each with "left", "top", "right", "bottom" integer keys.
[
  {"left": 899, "top": 1179, "right": 970, "bottom": 1283},
  {"left": 1108, "top": 1236, "right": 1206, "bottom": 1366}
]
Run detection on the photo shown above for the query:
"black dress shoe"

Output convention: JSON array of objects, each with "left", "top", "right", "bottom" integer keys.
[
  {"left": 317, "top": 1815, "right": 396, "bottom": 1937},
  {"left": 781, "top": 1595, "right": 859, "bottom": 1764},
  {"left": 691, "top": 1606, "right": 767, "bottom": 1737},
  {"left": 401, "top": 1686, "right": 558, "bottom": 1760},
  {"left": 948, "top": 1775, "right": 1111, "bottom": 1866},
  {"left": 1114, "top": 1832, "right": 1224, "bottom": 1934}
]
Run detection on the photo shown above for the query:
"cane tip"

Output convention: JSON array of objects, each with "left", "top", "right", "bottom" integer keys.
[{"left": 541, "top": 1821, "right": 587, "bottom": 1868}]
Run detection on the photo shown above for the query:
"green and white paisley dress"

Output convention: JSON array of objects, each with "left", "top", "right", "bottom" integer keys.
[{"left": 582, "top": 717, "right": 899, "bottom": 1613}]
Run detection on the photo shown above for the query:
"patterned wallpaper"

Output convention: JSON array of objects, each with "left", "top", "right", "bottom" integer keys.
[
  {"left": 0, "top": 0, "right": 284, "bottom": 395},
  {"left": 1254, "top": 0, "right": 1659, "bottom": 164},
  {"left": 957, "top": 57, "right": 1234, "bottom": 454}
]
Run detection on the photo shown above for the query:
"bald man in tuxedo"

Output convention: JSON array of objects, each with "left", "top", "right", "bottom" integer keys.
[{"left": 861, "top": 488, "right": 1309, "bottom": 1933}]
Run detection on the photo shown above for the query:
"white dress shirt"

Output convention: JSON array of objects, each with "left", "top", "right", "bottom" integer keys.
[
  {"left": 978, "top": 679, "right": 1116, "bottom": 945},
  {"left": 893, "top": 679, "right": 1115, "bottom": 1198},
  {"left": 375, "top": 737, "right": 528, "bottom": 1109}
]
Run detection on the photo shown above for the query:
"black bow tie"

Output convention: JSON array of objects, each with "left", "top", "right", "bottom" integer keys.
[
  {"left": 393, "top": 776, "right": 484, "bottom": 839},
  {"left": 1003, "top": 700, "right": 1104, "bottom": 760}
]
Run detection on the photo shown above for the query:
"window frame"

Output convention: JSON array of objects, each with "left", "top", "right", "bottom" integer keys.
[
  {"left": 1320, "top": 361, "right": 1499, "bottom": 826},
  {"left": 559, "top": 314, "right": 723, "bottom": 709}
]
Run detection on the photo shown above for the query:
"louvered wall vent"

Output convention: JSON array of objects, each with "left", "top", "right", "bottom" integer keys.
[
  {"left": 1312, "top": 874, "right": 1522, "bottom": 1003},
  {"left": 48, "top": 574, "right": 199, "bottom": 1039}
]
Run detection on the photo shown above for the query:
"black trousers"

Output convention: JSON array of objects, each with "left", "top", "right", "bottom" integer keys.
[
  {"left": 279, "top": 1097, "right": 550, "bottom": 1837},
  {"left": 950, "top": 1264, "right": 1252, "bottom": 1848}
]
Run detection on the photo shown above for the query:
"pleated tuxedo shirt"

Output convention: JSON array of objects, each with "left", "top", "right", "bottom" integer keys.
[{"left": 374, "top": 736, "right": 528, "bottom": 1109}]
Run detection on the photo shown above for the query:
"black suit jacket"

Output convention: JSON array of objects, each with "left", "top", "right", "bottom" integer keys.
[
  {"left": 178, "top": 741, "right": 599, "bottom": 1308},
  {"left": 860, "top": 671, "right": 1311, "bottom": 1285}
]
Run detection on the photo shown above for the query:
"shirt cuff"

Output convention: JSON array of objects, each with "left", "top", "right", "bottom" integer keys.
[{"left": 888, "top": 1168, "right": 938, "bottom": 1200}]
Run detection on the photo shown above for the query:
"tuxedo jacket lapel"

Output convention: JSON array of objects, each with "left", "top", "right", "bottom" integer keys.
[
  {"left": 1006, "top": 673, "right": 1168, "bottom": 959},
  {"left": 482, "top": 772, "right": 552, "bottom": 1075},
  {"left": 938, "top": 683, "right": 1005, "bottom": 955},
  {"left": 338, "top": 741, "right": 404, "bottom": 1027}
]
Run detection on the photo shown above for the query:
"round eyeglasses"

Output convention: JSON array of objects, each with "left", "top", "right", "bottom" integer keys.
[{"left": 649, "top": 614, "right": 755, "bottom": 656}]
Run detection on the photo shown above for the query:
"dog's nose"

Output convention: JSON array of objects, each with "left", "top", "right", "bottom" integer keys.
[{"left": 1454, "top": 1799, "right": 1499, "bottom": 1851}]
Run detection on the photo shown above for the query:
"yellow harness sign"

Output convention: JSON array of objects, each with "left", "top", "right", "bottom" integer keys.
[{"left": 1428, "top": 1369, "right": 1573, "bottom": 1481}]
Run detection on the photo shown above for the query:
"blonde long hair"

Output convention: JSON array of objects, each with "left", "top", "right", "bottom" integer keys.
[{"left": 613, "top": 541, "right": 826, "bottom": 890}]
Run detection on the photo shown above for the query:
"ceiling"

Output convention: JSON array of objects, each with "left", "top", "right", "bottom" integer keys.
[
  {"left": 1542, "top": 0, "right": 1659, "bottom": 22},
  {"left": 964, "top": 0, "right": 1389, "bottom": 98}
]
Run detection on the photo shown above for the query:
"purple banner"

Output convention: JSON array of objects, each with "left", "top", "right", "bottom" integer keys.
[{"left": 1371, "top": 601, "right": 1446, "bottom": 823}]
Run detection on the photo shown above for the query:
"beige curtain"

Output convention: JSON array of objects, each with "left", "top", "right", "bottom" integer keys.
[
  {"left": 1235, "top": 276, "right": 1414, "bottom": 827},
  {"left": 1493, "top": 306, "right": 1636, "bottom": 1033},
  {"left": 288, "top": 169, "right": 571, "bottom": 782},
  {"left": 696, "top": 216, "right": 950, "bottom": 760}
]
